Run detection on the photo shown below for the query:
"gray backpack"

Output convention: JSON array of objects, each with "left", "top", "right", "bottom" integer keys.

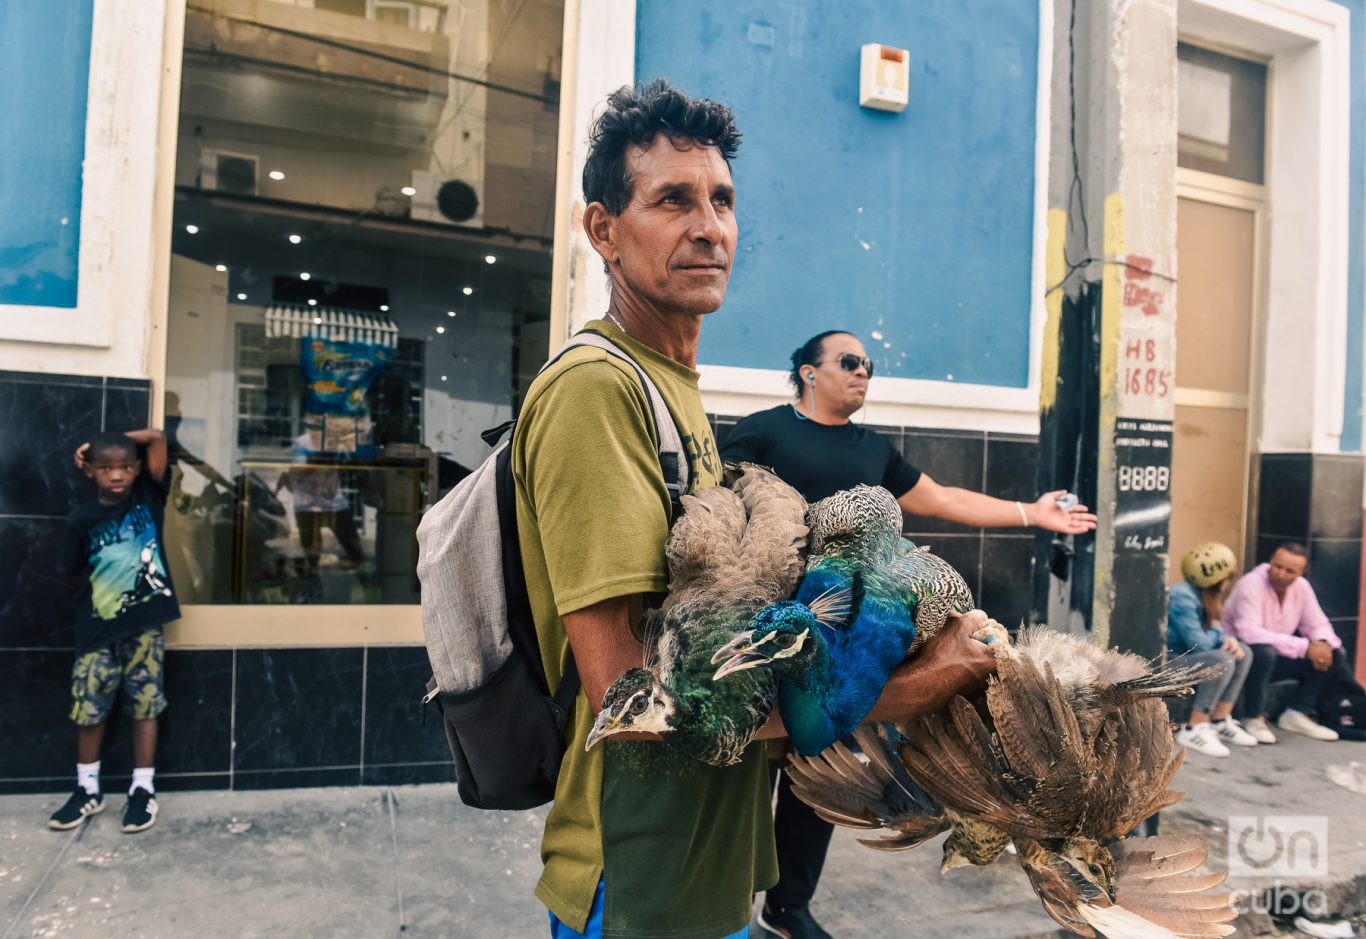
[{"left": 416, "top": 330, "right": 687, "bottom": 809}]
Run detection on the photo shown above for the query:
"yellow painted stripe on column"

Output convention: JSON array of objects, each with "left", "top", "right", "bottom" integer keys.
[
  {"left": 1092, "top": 191, "right": 1126, "bottom": 648},
  {"left": 1039, "top": 208, "right": 1068, "bottom": 414}
]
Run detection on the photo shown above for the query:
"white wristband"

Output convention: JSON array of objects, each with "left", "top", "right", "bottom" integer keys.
[{"left": 1015, "top": 501, "right": 1030, "bottom": 527}]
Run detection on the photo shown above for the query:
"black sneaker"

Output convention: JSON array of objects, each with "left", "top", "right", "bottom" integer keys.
[
  {"left": 48, "top": 787, "right": 104, "bottom": 830},
  {"left": 756, "top": 903, "right": 833, "bottom": 939},
  {"left": 121, "top": 788, "right": 158, "bottom": 833}
]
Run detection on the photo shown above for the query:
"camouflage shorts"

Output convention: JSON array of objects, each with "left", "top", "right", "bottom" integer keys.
[{"left": 70, "top": 628, "right": 168, "bottom": 726}]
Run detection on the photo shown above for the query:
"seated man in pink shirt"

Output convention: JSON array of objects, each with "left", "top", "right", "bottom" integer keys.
[{"left": 1223, "top": 543, "right": 1346, "bottom": 742}]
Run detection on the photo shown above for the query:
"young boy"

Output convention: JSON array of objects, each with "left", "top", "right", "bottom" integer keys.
[{"left": 48, "top": 428, "right": 178, "bottom": 833}]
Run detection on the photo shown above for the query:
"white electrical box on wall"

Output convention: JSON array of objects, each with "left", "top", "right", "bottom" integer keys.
[{"left": 859, "top": 43, "right": 910, "bottom": 112}]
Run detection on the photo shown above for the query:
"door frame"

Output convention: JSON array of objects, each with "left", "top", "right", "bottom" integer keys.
[{"left": 1175, "top": 166, "right": 1269, "bottom": 568}]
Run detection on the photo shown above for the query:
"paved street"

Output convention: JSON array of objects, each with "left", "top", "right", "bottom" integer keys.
[{"left": 3, "top": 735, "right": 1365, "bottom": 938}]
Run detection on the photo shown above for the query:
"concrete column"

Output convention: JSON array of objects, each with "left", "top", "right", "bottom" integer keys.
[{"left": 1036, "top": 0, "right": 1178, "bottom": 657}]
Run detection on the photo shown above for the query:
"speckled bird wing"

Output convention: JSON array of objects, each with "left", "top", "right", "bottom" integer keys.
[
  {"left": 731, "top": 464, "right": 809, "bottom": 607},
  {"left": 784, "top": 724, "right": 951, "bottom": 851},
  {"left": 885, "top": 540, "right": 975, "bottom": 641}
]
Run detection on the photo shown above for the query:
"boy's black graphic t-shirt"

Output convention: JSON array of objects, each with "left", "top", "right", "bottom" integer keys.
[{"left": 60, "top": 471, "right": 180, "bottom": 654}]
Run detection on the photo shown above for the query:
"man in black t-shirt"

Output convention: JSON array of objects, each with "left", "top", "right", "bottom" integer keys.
[
  {"left": 48, "top": 429, "right": 179, "bottom": 835},
  {"left": 722, "top": 330, "right": 1097, "bottom": 939}
]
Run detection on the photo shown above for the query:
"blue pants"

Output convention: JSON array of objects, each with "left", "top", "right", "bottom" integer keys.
[{"left": 549, "top": 879, "right": 749, "bottom": 939}]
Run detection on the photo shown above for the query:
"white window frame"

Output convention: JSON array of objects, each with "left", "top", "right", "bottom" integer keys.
[{"left": 0, "top": 0, "right": 169, "bottom": 369}]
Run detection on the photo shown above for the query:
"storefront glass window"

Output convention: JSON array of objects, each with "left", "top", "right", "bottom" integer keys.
[{"left": 165, "top": 0, "right": 562, "bottom": 605}]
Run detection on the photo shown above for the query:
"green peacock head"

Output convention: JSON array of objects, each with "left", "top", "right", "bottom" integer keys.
[
  {"left": 585, "top": 667, "right": 678, "bottom": 750},
  {"left": 710, "top": 602, "right": 820, "bottom": 681}
]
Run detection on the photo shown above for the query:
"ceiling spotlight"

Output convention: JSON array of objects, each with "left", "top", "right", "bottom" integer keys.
[
  {"left": 299, "top": 272, "right": 311, "bottom": 281},
  {"left": 307, "top": 298, "right": 318, "bottom": 307},
  {"left": 484, "top": 255, "right": 496, "bottom": 265},
  {"left": 185, "top": 224, "right": 199, "bottom": 235},
  {"left": 462, "top": 286, "right": 474, "bottom": 296},
  {"left": 447, "top": 310, "right": 456, "bottom": 317},
  {"left": 313, "top": 316, "right": 323, "bottom": 325},
  {"left": 436, "top": 326, "right": 445, "bottom": 334},
  {"left": 268, "top": 170, "right": 286, "bottom": 181},
  {"left": 440, "top": 375, "right": 448, "bottom": 382},
  {"left": 236, "top": 292, "right": 247, "bottom": 301},
  {"left": 288, "top": 234, "right": 302, "bottom": 245},
  {"left": 401, "top": 186, "right": 416, "bottom": 197},
  {"left": 379, "top": 304, "right": 389, "bottom": 312},
  {"left": 215, "top": 264, "right": 227, "bottom": 272}
]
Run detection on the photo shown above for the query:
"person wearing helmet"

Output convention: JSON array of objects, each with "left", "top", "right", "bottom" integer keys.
[{"left": 1168, "top": 543, "right": 1257, "bottom": 756}]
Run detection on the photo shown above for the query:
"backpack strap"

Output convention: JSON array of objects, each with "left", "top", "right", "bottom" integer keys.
[{"left": 562, "top": 330, "right": 689, "bottom": 519}]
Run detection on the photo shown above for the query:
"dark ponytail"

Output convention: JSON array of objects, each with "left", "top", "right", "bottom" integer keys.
[{"left": 788, "top": 330, "right": 854, "bottom": 398}]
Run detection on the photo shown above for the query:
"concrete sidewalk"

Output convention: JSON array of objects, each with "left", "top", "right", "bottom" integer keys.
[{"left": 3, "top": 735, "right": 1364, "bottom": 939}]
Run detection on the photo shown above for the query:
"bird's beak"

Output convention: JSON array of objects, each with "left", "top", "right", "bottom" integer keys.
[
  {"left": 713, "top": 651, "right": 773, "bottom": 680},
  {"left": 585, "top": 713, "right": 620, "bottom": 751},
  {"left": 710, "top": 632, "right": 758, "bottom": 665}
]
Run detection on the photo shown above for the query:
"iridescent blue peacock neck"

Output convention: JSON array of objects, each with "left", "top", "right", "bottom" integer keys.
[{"left": 713, "top": 485, "right": 975, "bottom": 755}]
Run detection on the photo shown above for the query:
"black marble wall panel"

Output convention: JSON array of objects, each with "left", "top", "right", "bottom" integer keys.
[
  {"left": 0, "top": 643, "right": 472, "bottom": 793},
  {"left": 158, "top": 650, "right": 234, "bottom": 775},
  {"left": 1256, "top": 454, "right": 1313, "bottom": 540},
  {"left": 0, "top": 517, "right": 74, "bottom": 648},
  {"left": 233, "top": 648, "right": 364, "bottom": 773},
  {"left": 1310, "top": 456, "right": 1363, "bottom": 540},
  {"left": 1306, "top": 539, "right": 1361, "bottom": 620},
  {"left": 984, "top": 433, "right": 1042, "bottom": 507},
  {"left": 900, "top": 429, "right": 986, "bottom": 534},
  {"left": 0, "top": 650, "right": 73, "bottom": 785},
  {"left": 363, "top": 646, "right": 453, "bottom": 769},
  {"left": 103, "top": 384, "right": 152, "bottom": 437},
  {"left": 0, "top": 378, "right": 105, "bottom": 517},
  {"left": 1334, "top": 619, "right": 1358, "bottom": 665},
  {"left": 979, "top": 536, "right": 1036, "bottom": 631}
]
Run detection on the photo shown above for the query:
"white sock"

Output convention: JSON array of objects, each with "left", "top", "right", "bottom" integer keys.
[
  {"left": 130, "top": 767, "right": 155, "bottom": 796},
  {"left": 77, "top": 761, "right": 100, "bottom": 796}
]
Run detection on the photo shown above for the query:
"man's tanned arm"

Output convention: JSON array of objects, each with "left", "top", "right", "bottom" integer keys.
[{"left": 863, "top": 611, "right": 996, "bottom": 721}]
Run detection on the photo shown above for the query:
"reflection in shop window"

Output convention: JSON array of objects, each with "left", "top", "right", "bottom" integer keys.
[{"left": 164, "top": 0, "right": 562, "bottom": 605}]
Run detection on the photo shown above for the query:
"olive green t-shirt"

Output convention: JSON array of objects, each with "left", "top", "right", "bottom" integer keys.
[{"left": 512, "top": 320, "right": 776, "bottom": 938}]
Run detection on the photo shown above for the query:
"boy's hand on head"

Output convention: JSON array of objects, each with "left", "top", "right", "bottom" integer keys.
[{"left": 73, "top": 443, "right": 90, "bottom": 470}]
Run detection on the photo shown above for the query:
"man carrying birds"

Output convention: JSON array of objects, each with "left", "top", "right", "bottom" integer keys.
[{"left": 517, "top": 79, "right": 997, "bottom": 939}]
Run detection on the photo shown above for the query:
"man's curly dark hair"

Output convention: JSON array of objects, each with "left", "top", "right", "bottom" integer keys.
[{"left": 583, "top": 78, "right": 741, "bottom": 216}]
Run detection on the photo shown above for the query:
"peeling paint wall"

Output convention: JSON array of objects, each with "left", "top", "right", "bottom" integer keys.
[{"left": 634, "top": 0, "right": 1041, "bottom": 388}]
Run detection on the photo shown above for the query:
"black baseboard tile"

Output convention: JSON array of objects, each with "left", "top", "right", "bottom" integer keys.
[
  {"left": 0, "top": 777, "right": 72, "bottom": 796},
  {"left": 362, "top": 762, "right": 455, "bottom": 787},
  {"left": 232, "top": 767, "right": 363, "bottom": 790}
]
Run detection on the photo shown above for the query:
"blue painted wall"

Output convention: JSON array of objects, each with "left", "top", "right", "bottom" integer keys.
[
  {"left": 1334, "top": 0, "right": 1365, "bottom": 452},
  {"left": 0, "top": 2, "right": 94, "bottom": 309},
  {"left": 636, "top": 1, "right": 1040, "bottom": 387}
]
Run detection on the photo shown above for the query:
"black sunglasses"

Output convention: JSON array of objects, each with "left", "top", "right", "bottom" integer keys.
[{"left": 829, "top": 352, "right": 874, "bottom": 378}]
